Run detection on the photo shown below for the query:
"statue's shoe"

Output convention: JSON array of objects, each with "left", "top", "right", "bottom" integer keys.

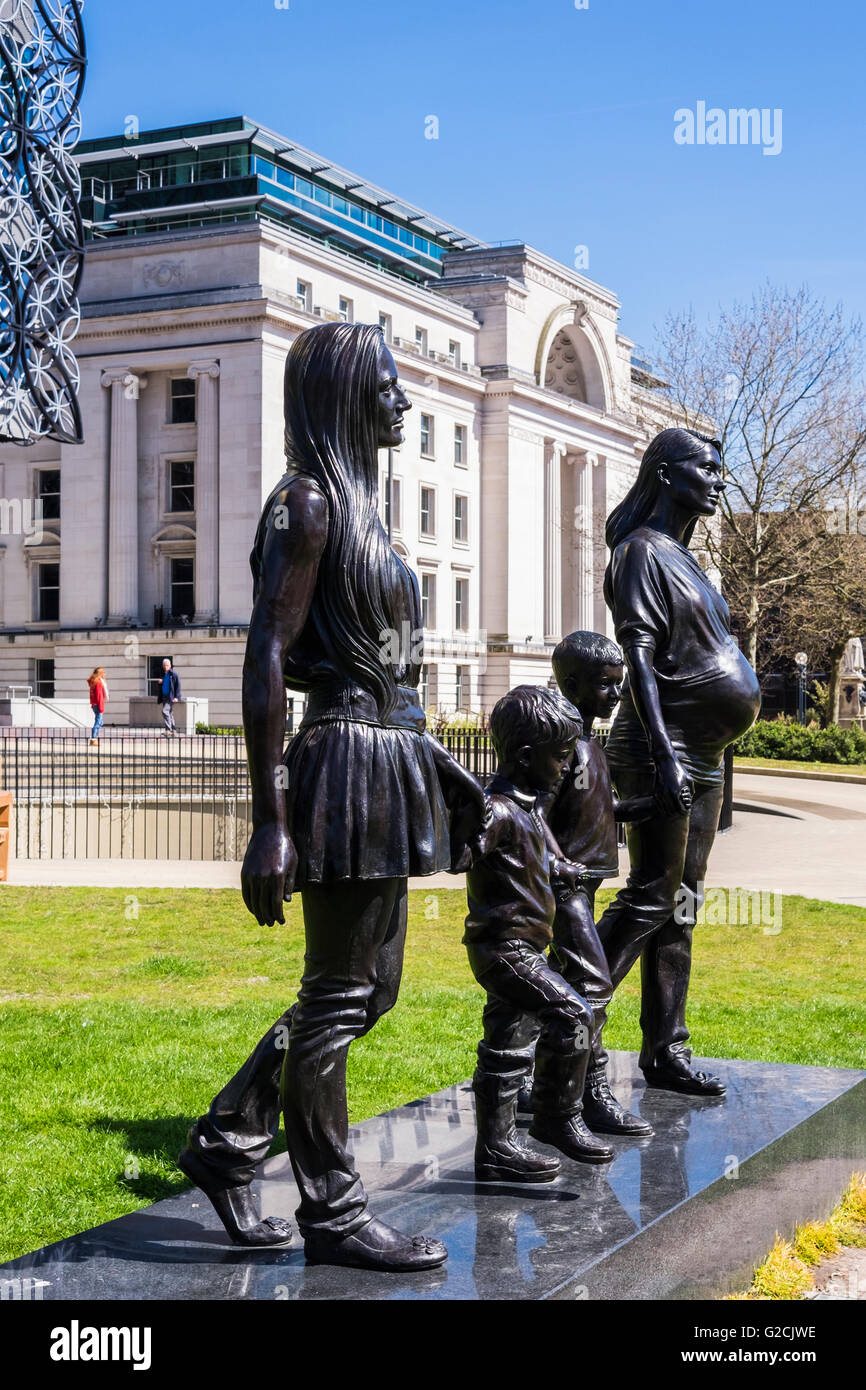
[
  {"left": 529, "top": 1114, "right": 615, "bottom": 1165},
  {"left": 642, "top": 1059, "right": 727, "bottom": 1097},
  {"left": 583, "top": 1075, "right": 654, "bottom": 1136},
  {"left": 177, "top": 1145, "right": 294, "bottom": 1248},
  {"left": 475, "top": 1139, "right": 561, "bottom": 1184},
  {"left": 304, "top": 1216, "right": 447, "bottom": 1272}
]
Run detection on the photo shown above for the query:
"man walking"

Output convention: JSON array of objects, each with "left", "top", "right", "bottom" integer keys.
[{"left": 158, "top": 658, "right": 181, "bottom": 736}]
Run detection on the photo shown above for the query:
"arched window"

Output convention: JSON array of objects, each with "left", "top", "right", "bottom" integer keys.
[{"left": 544, "top": 327, "right": 589, "bottom": 402}]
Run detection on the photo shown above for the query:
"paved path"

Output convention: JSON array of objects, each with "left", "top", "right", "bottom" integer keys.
[{"left": 4, "top": 770, "right": 865, "bottom": 907}]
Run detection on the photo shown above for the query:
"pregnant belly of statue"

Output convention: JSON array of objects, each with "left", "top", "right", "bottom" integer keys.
[{"left": 665, "top": 652, "right": 762, "bottom": 756}]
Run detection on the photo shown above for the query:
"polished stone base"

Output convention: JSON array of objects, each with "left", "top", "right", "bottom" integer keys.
[{"left": 3, "top": 1052, "right": 863, "bottom": 1301}]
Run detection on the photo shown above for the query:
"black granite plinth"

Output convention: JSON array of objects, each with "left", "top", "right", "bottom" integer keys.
[{"left": 3, "top": 1052, "right": 863, "bottom": 1301}]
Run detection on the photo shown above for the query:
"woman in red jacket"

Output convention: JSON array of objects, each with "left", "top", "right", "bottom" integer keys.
[{"left": 86, "top": 667, "right": 107, "bottom": 746}]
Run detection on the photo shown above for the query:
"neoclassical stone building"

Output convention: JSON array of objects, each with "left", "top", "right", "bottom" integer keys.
[{"left": 0, "top": 117, "right": 674, "bottom": 725}]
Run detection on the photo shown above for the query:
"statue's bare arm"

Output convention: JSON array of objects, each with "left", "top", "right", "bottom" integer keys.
[{"left": 241, "top": 478, "right": 328, "bottom": 925}]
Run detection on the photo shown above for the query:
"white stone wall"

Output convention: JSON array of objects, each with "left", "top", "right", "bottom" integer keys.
[{"left": 0, "top": 216, "right": 665, "bottom": 725}]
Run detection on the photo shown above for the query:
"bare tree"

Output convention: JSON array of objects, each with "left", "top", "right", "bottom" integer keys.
[
  {"left": 752, "top": 511, "right": 866, "bottom": 722},
  {"left": 653, "top": 284, "right": 866, "bottom": 668}
]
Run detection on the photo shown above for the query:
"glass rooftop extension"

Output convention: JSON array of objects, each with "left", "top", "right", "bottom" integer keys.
[{"left": 76, "top": 116, "right": 486, "bottom": 283}]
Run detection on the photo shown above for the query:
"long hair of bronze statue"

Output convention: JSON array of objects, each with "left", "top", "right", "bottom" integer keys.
[
  {"left": 253, "top": 321, "right": 411, "bottom": 718},
  {"left": 604, "top": 426, "right": 723, "bottom": 614}
]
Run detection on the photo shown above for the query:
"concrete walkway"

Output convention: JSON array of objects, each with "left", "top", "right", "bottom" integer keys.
[{"left": 4, "top": 770, "right": 865, "bottom": 907}]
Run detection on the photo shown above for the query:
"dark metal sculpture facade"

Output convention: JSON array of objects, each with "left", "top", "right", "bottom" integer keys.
[{"left": 0, "top": 0, "right": 86, "bottom": 445}]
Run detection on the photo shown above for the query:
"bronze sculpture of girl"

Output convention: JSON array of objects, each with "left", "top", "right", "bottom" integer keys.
[{"left": 179, "top": 323, "right": 485, "bottom": 1272}]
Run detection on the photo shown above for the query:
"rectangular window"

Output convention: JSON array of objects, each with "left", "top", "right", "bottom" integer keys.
[
  {"left": 455, "top": 577, "right": 469, "bottom": 631},
  {"left": 420, "top": 413, "right": 434, "bottom": 457},
  {"left": 454, "top": 493, "right": 468, "bottom": 544},
  {"left": 169, "top": 459, "right": 195, "bottom": 514},
  {"left": 147, "top": 655, "right": 171, "bottom": 698},
  {"left": 36, "top": 469, "right": 61, "bottom": 521},
  {"left": 454, "top": 423, "right": 467, "bottom": 467},
  {"left": 415, "top": 325, "right": 428, "bottom": 354},
  {"left": 455, "top": 664, "right": 470, "bottom": 711},
  {"left": 420, "top": 486, "right": 436, "bottom": 538},
  {"left": 338, "top": 296, "right": 353, "bottom": 323},
  {"left": 420, "top": 663, "right": 438, "bottom": 711},
  {"left": 383, "top": 472, "right": 401, "bottom": 533},
  {"left": 378, "top": 312, "right": 392, "bottom": 342},
  {"left": 37, "top": 562, "right": 60, "bottom": 622},
  {"left": 169, "top": 557, "right": 195, "bottom": 620},
  {"left": 35, "top": 658, "right": 55, "bottom": 699},
  {"left": 296, "top": 280, "right": 312, "bottom": 311},
  {"left": 420, "top": 572, "right": 437, "bottom": 629},
  {"left": 448, "top": 340, "right": 461, "bottom": 368},
  {"left": 170, "top": 377, "right": 196, "bottom": 424}
]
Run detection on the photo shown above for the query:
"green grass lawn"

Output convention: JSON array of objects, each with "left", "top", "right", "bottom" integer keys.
[
  {"left": 734, "top": 756, "right": 866, "bottom": 776},
  {"left": 1, "top": 885, "right": 864, "bottom": 1263}
]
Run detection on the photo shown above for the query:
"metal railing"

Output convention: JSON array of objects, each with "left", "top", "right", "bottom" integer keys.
[
  {"left": 1, "top": 731, "right": 252, "bottom": 861},
  {"left": 0, "top": 725, "right": 734, "bottom": 861}
]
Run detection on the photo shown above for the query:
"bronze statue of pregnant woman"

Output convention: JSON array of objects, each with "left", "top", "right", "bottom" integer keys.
[
  {"left": 592, "top": 428, "right": 761, "bottom": 1097},
  {"left": 178, "top": 322, "right": 485, "bottom": 1272}
]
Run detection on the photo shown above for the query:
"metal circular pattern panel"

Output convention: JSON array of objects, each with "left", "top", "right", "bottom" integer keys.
[{"left": 0, "top": 0, "right": 85, "bottom": 444}]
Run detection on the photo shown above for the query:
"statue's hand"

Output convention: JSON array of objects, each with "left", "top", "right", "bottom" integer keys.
[
  {"left": 552, "top": 858, "right": 589, "bottom": 900},
  {"left": 241, "top": 823, "right": 297, "bottom": 926},
  {"left": 427, "top": 734, "right": 489, "bottom": 852},
  {"left": 654, "top": 752, "right": 694, "bottom": 817},
  {"left": 449, "top": 790, "right": 493, "bottom": 872}
]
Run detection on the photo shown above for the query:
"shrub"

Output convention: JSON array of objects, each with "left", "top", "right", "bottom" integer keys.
[
  {"left": 734, "top": 717, "right": 866, "bottom": 764},
  {"left": 806, "top": 679, "right": 830, "bottom": 727},
  {"left": 194, "top": 723, "right": 243, "bottom": 736}
]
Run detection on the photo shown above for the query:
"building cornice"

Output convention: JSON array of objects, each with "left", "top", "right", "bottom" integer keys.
[
  {"left": 481, "top": 375, "right": 646, "bottom": 446},
  {"left": 441, "top": 243, "right": 620, "bottom": 313},
  {"left": 75, "top": 297, "right": 271, "bottom": 344}
]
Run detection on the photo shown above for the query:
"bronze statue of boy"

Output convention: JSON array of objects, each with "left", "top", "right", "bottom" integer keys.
[{"left": 463, "top": 684, "right": 615, "bottom": 1182}]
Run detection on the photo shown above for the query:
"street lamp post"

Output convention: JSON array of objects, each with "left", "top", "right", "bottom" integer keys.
[{"left": 794, "top": 651, "right": 808, "bottom": 725}]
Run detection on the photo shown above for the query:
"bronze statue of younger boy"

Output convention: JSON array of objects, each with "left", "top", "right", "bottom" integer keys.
[
  {"left": 544, "top": 630, "right": 657, "bottom": 1136},
  {"left": 463, "top": 684, "right": 615, "bottom": 1183}
]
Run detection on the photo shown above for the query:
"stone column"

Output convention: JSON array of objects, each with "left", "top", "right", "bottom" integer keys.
[
  {"left": 188, "top": 360, "right": 220, "bottom": 624},
  {"left": 543, "top": 440, "right": 565, "bottom": 643},
  {"left": 574, "top": 450, "right": 597, "bottom": 631},
  {"left": 101, "top": 368, "right": 146, "bottom": 625}
]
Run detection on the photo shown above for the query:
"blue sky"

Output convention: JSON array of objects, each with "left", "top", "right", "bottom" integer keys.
[{"left": 80, "top": 0, "right": 866, "bottom": 356}]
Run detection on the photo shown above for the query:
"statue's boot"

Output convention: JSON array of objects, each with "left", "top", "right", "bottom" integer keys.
[
  {"left": 177, "top": 1144, "right": 294, "bottom": 1248},
  {"left": 473, "top": 1072, "right": 561, "bottom": 1183},
  {"left": 642, "top": 1049, "right": 727, "bottom": 1097},
  {"left": 528, "top": 1042, "right": 614, "bottom": 1164},
  {"left": 529, "top": 1109, "right": 615, "bottom": 1165},
  {"left": 582, "top": 1063, "right": 654, "bottom": 1136}
]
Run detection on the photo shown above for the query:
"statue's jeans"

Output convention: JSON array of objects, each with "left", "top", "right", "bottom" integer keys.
[{"left": 594, "top": 771, "right": 724, "bottom": 1072}]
